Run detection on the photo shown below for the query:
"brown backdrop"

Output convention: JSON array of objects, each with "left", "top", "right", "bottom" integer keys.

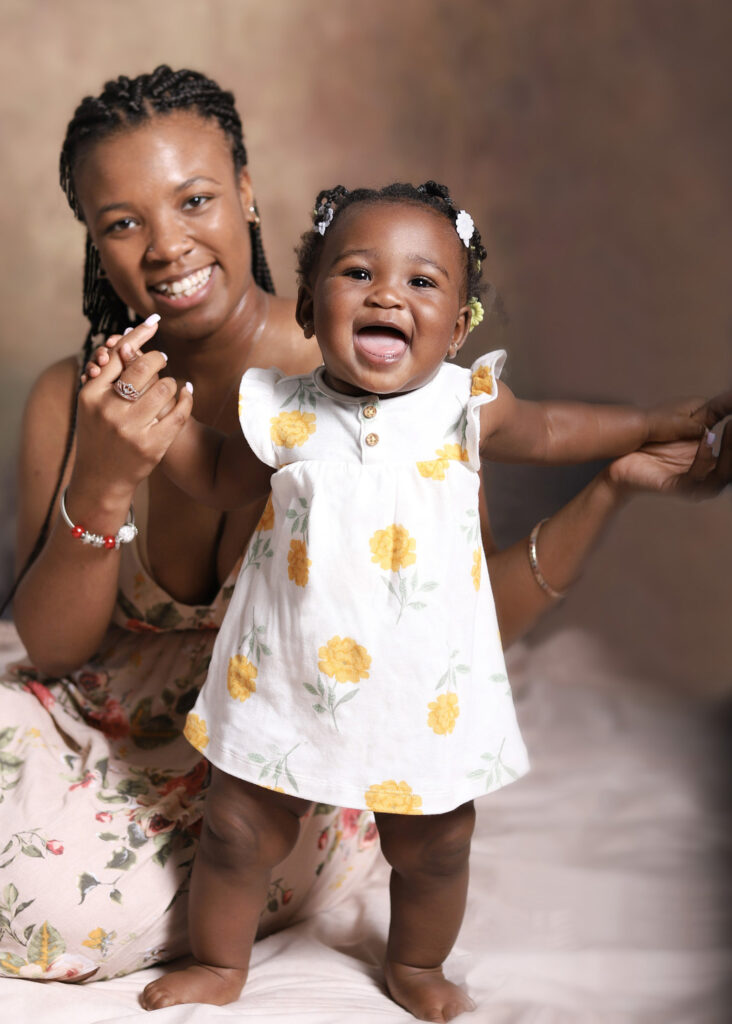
[{"left": 1, "top": 0, "right": 730, "bottom": 691}]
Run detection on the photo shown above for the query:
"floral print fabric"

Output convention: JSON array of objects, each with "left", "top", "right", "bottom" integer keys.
[
  {"left": 187, "top": 352, "right": 530, "bottom": 814},
  {"left": 0, "top": 534, "right": 378, "bottom": 982}
]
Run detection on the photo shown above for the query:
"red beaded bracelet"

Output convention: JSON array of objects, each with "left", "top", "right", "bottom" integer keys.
[{"left": 60, "top": 487, "right": 137, "bottom": 550}]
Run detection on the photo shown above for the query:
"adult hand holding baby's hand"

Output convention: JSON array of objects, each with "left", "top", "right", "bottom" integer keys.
[{"left": 609, "top": 391, "right": 731, "bottom": 500}]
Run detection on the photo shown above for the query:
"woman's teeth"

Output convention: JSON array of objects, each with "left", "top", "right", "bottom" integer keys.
[{"left": 154, "top": 265, "right": 213, "bottom": 298}]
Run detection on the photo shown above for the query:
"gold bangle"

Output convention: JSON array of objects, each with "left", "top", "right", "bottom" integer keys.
[{"left": 528, "top": 518, "right": 565, "bottom": 600}]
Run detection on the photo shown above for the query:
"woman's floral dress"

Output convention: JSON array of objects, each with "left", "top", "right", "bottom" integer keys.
[
  {"left": 187, "top": 351, "right": 530, "bottom": 815},
  {"left": 0, "top": 525, "right": 378, "bottom": 981}
]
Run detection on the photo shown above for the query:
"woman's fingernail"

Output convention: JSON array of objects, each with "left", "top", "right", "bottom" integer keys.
[
  {"left": 706, "top": 431, "right": 716, "bottom": 446},
  {"left": 184, "top": 381, "right": 194, "bottom": 394},
  {"left": 160, "top": 352, "right": 168, "bottom": 363},
  {"left": 123, "top": 327, "right": 133, "bottom": 336},
  {"left": 144, "top": 313, "right": 161, "bottom": 326}
]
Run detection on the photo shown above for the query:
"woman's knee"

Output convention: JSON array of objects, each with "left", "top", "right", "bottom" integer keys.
[{"left": 377, "top": 801, "right": 476, "bottom": 877}]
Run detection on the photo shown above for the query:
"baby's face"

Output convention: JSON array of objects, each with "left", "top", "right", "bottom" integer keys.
[{"left": 305, "top": 202, "right": 471, "bottom": 397}]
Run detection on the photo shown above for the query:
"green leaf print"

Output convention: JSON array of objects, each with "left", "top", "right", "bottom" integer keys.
[
  {"left": 0, "top": 727, "right": 16, "bottom": 749},
  {"left": 285, "top": 499, "right": 310, "bottom": 543},
  {"left": 380, "top": 570, "right": 439, "bottom": 624},
  {"left": 281, "top": 379, "right": 319, "bottom": 412},
  {"left": 242, "top": 534, "right": 274, "bottom": 573},
  {"left": 239, "top": 613, "right": 272, "bottom": 667},
  {"left": 247, "top": 745, "right": 300, "bottom": 792},
  {"left": 146, "top": 601, "right": 184, "bottom": 630},
  {"left": 27, "top": 922, "right": 65, "bottom": 969},
  {"left": 468, "top": 739, "right": 519, "bottom": 791},
  {"left": 434, "top": 650, "right": 470, "bottom": 692},
  {"left": 302, "top": 677, "right": 359, "bottom": 732},
  {"left": 78, "top": 873, "right": 100, "bottom": 904},
  {"left": 106, "top": 847, "right": 137, "bottom": 871}
]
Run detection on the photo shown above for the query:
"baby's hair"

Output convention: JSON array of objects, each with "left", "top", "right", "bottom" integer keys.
[
  {"left": 295, "top": 181, "right": 488, "bottom": 301},
  {"left": 2, "top": 66, "right": 276, "bottom": 613}
]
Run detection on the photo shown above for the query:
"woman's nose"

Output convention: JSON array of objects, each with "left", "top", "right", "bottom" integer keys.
[{"left": 145, "top": 216, "right": 193, "bottom": 263}]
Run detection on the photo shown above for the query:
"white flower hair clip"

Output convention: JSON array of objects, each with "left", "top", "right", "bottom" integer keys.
[
  {"left": 314, "top": 204, "right": 334, "bottom": 236},
  {"left": 455, "top": 210, "right": 474, "bottom": 248}
]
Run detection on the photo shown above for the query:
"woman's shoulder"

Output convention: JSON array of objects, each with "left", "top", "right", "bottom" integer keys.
[
  {"left": 22, "top": 354, "right": 80, "bottom": 428},
  {"left": 259, "top": 296, "right": 321, "bottom": 376}
]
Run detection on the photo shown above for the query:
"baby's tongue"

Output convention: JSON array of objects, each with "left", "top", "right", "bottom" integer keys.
[{"left": 356, "top": 329, "right": 407, "bottom": 359}]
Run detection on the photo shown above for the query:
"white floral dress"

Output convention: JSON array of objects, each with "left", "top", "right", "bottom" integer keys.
[
  {"left": 186, "top": 351, "right": 530, "bottom": 816},
  {"left": 0, "top": 504, "right": 378, "bottom": 982}
]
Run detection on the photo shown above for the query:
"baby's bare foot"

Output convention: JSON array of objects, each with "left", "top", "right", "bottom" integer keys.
[
  {"left": 141, "top": 963, "right": 246, "bottom": 1010},
  {"left": 385, "top": 961, "right": 475, "bottom": 1022}
]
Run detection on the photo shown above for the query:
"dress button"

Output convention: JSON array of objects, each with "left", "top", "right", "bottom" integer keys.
[
  {"left": 363, "top": 404, "right": 377, "bottom": 419},
  {"left": 364, "top": 432, "right": 379, "bottom": 447}
]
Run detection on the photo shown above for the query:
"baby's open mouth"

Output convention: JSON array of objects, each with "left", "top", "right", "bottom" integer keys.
[{"left": 355, "top": 326, "right": 408, "bottom": 362}]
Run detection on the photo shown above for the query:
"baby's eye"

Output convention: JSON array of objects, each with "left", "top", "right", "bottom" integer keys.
[
  {"left": 183, "top": 194, "right": 211, "bottom": 210},
  {"left": 410, "top": 275, "right": 435, "bottom": 288},
  {"left": 344, "top": 267, "right": 371, "bottom": 281}
]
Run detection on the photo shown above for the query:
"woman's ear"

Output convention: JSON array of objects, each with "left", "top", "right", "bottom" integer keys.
[
  {"left": 447, "top": 305, "right": 472, "bottom": 359},
  {"left": 296, "top": 285, "right": 315, "bottom": 338},
  {"left": 237, "top": 168, "right": 255, "bottom": 215}
]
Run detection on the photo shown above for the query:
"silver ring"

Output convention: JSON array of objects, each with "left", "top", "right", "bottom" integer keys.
[{"left": 113, "top": 379, "right": 141, "bottom": 402}]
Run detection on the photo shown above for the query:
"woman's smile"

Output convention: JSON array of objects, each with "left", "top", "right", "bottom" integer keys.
[{"left": 149, "top": 263, "right": 216, "bottom": 310}]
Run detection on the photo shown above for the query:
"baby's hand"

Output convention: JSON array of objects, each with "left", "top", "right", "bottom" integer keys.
[{"left": 645, "top": 398, "right": 707, "bottom": 444}]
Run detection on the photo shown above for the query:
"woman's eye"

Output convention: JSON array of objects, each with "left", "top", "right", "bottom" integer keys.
[
  {"left": 107, "top": 217, "right": 137, "bottom": 234},
  {"left": 183, "top": 194, "right": 210, "bottom": 210}
]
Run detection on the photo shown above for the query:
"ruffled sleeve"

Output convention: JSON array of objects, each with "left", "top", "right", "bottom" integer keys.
[
  {"left": 238, "top": 367, "right": 288, "bottom": 469},
  {"left": 464, "top": 349, "right": 506, "bottom": 469}
]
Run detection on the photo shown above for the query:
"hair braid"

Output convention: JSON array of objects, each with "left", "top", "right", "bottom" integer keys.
[{"left": 3, "top": 66, "right": 277, "bottom": 612}]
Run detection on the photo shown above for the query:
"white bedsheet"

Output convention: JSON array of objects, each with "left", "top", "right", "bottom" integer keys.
[{"left": 2, "top": 628, "right": 729, "bottom": 1023}]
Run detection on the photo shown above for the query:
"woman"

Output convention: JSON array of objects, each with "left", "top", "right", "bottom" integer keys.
[{"left": 1, "top": 65, "right": 728, "bottom": 985}]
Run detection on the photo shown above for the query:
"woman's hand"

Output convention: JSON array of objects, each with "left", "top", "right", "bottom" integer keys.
[
  {"left": 71, "top": 318, "right": 189, "bottom": 502},
  {"left": 609, "top": 392, "right": 731, "bottom": 499}
]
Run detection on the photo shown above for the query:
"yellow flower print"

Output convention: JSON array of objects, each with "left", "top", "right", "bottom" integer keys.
[
  {"left": 318, "top": 636, "right": 371, "bottom": 683},
  {"left": 427, "top": 692, "right": 460, "bottom": 735},
  {"left": 270, "top": 410, "right": 317, "bottom": 448},
  {"left": 256, "top": 494, "right": 274, "bottom": 531},
  {"left": 471, "top": 549, "right": 481, "bottom": 591},
  {"left": 227, "top": 655, "right": 258, "bottom": 702},
  {"left": 82, "top": 927, "right": 111, "bottom": 950},
  {"left": 183, "top": 713, "right": 209, "bottom": 751},
  {"left": 416, "top": 457, "right": 449, "bottom": 479},
  {"left": 287, "top": 539, "right": 311, "bottom": 587},
  {"left": 437, "top": 443, "right": 469, "bottom": 462},
  {"left": 369, "top": 524, "right": 417, "bottom": 571},
  {"left": 471, "top": 365, "right": 495, "bottom": 396},
  {"left": 364, "top": 780, "right": 423, "bottom": 814}
]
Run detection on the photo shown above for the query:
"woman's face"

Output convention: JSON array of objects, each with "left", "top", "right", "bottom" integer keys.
[{"left": 73, "top": 110, "right": 255, "bottom": 341}]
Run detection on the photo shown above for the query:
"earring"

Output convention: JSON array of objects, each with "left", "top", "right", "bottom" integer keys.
[{"left": 248, "top": 202, "right": 261, "bottom": 227}]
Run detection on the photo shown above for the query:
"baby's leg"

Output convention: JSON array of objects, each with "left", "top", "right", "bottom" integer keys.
[
  {"left": 141, "top": 767, "right": 311, "bottom": 1010},
  {"left": 376, "top": 801, "right": 476, "bottom": 1023}
]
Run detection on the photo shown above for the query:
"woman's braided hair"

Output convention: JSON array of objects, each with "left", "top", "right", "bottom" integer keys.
[
  {"left": 4, "top": 66, "right": 276, "bottom": 611},
  {"left": 295, "top": 181, "right": 488, "bottom": 300}
]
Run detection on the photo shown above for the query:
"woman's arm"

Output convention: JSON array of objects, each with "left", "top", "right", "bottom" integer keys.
[
  {"left": 12, "top": 322, "right": 181, "bottom": 676},
  {"left": 485, "top": 396, "right": 731, "bottom": 649},
  {"left": 480, "top": 383, "right": 705, "bottom": 465}
]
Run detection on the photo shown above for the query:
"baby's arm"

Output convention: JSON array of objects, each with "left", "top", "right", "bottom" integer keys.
[
  {"left": 162, "top": 399, "right": 273, "bottom": 511},
  {"left": 479, "top": 382, "right": 705, "bottom": 464}
]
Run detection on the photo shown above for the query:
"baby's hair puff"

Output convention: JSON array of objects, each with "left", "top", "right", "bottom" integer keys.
[{"left": 295, "top": 181, "right": 488, "bottom": 312}]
